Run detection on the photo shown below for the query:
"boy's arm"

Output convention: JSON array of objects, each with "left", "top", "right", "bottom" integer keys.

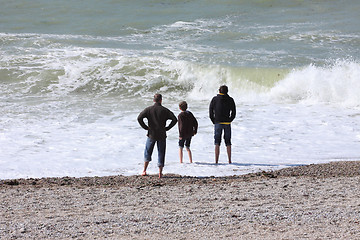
[
  {"left": 178, "top": 114, "right": 184, "bottom": 138},
  {"left": 209, "top": 98, "right": 215, "bottom": 124},
  {"left": 192, "top": 113, "right": 198, "bottom": 135},
  {"left": 230, "top": 98, "right": 236, "bottom": 122}
]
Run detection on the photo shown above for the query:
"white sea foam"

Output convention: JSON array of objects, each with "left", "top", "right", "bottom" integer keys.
[
  {"left": 2, "top": 61, "right": 360, "bottom": 179},
  {"left": 1, "top": 1, "right": 359, "bottom": 179}
]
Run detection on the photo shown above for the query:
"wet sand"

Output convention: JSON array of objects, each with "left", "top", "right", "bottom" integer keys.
[{"left": 1, "top": 161, "right": 360, "bottom": 239}]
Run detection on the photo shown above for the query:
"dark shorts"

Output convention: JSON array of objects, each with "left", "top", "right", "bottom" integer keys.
[
  {"left": 179, "top": 137, "right": 192, "bottom": 149},
  {"left": 214, "top": 123, "right": 231, "bottom": 146}
]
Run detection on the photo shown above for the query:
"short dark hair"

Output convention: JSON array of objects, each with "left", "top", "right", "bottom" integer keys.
[
  {"left": 179, "top": 101, "right": 188, "bottom": 111},
  {"left": 219, "top": 85, "right": 228, "bottom": 94},
  {"left": 153, "top": 93, "right": 162, "bottom": 103}
]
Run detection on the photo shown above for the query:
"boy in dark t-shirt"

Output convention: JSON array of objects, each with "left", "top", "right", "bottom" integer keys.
[{"left": 178, "top": 101, "right": 198, "bottom": 163}]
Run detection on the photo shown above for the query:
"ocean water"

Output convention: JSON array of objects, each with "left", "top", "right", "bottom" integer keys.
[{"left": 1, "top": 0, "right": 360, "bottom": 179}]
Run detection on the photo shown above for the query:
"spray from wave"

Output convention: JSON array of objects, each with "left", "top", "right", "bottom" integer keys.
[{"left": 269, "top": 61, "right": 360, "bottom": 107}]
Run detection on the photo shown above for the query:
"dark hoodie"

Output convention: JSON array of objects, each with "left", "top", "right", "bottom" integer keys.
[{"left": 209, "top": 94, "right": 236, "bottom": 124}]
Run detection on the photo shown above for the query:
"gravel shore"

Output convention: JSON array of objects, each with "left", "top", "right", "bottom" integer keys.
[{"left": 1, "top": 161, "right": 360, "bottom": 239}]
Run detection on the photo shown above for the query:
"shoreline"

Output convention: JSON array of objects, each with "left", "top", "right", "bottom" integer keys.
[
  {"left": 1, "top": 161, "right": 360, "bottom": 188},
  {"left": 1, "top": 161, "right": 360, "bottom": 239}
]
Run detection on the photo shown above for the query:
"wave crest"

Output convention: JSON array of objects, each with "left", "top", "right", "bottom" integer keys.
[{"left": 269, "top": 61, "right": 360, "bottom": 106}]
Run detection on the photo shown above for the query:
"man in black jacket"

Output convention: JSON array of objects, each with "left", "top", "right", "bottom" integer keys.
[
  {"left": 138, "top": 94, "right": 177, "bottom": 178},
  {"left": 209, "top": 85, "right": 236, "bottom": 164}
]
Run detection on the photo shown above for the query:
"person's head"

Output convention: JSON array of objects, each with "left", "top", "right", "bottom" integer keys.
[
  {"left": 219, "top": 85, "right": 228, "bottom": 94},
  {"left": 153, "top": 93, "right": 162, "bottom": 103},
  {"left": 179, "top": 101, "right": 188, "bottom": 111}
]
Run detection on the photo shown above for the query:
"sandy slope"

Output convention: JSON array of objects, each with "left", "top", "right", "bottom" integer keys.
[{"left": 1, "top": 161, "right": 360, "bottom": 239}]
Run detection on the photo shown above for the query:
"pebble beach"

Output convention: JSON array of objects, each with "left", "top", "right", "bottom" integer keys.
[{"left": 1, "top": 161, "right": 360, "bottom": 239}]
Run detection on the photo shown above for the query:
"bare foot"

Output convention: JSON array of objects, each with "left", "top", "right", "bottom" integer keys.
[
  {"left": 158, "top": 173, "right": 163, "bottom": 178},
  {"left": 142, "top": 171, "right": 147, "bottom": 176}
]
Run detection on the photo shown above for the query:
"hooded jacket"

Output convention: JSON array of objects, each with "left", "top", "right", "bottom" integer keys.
[{"left": 209, "top": 93, "right": 236, "bottom": 124}]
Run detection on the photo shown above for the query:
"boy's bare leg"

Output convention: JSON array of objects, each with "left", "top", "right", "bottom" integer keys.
[
  {"left": 227, "top": 145, "right": 232, "bottom": 164},
  {"left": 142, "top": 161, "right": 149, "bottom": 176},
  {"left": 186, "top": 148, "right": 193, "bottom": 163},
  {"left": 158, "top": 166, "right": 163, "bottom": 178},
  {"left": 215, "top": 144, "right": 220, "bottom": 164},
  {"left": 179, "top": 147, "right": 183, "bottom": 163}
]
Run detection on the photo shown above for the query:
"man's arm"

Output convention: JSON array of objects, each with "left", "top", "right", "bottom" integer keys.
[
  {"left": 137, "top": 109, "right": 149, "bottom": 130},
  {"left": 165, "top": 111, "right": 177, "bottom": 131}
]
